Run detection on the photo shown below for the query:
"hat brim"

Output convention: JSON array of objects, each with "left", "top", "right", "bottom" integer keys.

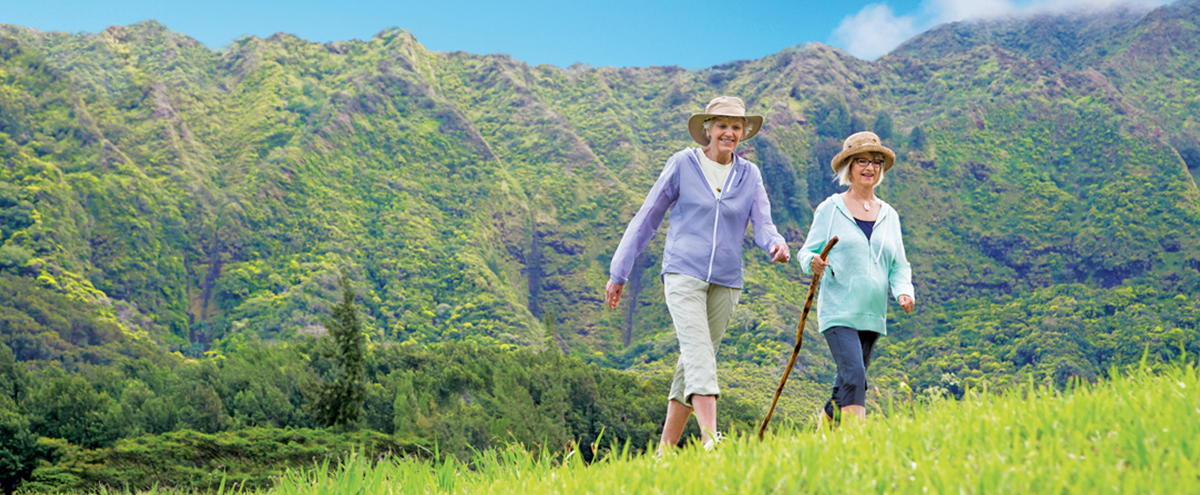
[
  {"left": 831, "top": 145, "right": 896, "bottom": 173},
  {"left": 688, "top": 114, "right": 763, "bottom": 146}
]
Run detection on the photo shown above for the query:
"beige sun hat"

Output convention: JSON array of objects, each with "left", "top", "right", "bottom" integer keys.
[
  {"left": 830, "top": 131, "right": 896, "bottom": 173},
  {"left": 687, "top": 96, "right": 764, "bottom": 146}
]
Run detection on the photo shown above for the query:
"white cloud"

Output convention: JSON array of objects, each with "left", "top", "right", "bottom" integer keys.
[
  {"left": 829, "top": 0, "right": 1169, "bottom": 60},
  {"left": 927, "top": 0, "right": 1018, "bottom": 22},
  {"left": 829, "top": 4, "right": 923, "bottom": 61},
  {"left": 932, "top": 0, "right": 1165, "bottom": 20}
]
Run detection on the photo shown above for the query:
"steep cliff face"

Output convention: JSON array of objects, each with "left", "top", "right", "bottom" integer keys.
[{"left": 1, "top": 3, "right": 1198, "bottom": 386}]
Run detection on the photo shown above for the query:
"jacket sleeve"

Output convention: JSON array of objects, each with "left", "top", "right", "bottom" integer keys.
[
  {"left": 749, "top": 166, "right": 787, "bottom": 253},
  {"left": 888, "top": 213, "right": 915, "bottom": 301},
  {"left": 798, "top": 199, "right": 833, "bottom": 276},
  {"left": 608, "top": 156, "right": 680, "bottom": 285}
]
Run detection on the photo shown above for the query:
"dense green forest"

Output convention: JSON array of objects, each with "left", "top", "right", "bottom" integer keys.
[
  {"left": 2, "top": 0, "right": 1200, "bottom": 492},
  {"left": 0, "top": 277, "right": 760, "bottom": 492}
]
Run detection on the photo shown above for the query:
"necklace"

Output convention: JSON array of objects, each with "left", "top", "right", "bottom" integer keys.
[{"left": 846, "top": 191, "right": 875, "bottom": 212}]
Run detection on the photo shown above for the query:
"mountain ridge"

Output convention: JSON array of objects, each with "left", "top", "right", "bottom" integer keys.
[
  {"left": 1, "top": 7, "right": 1199, "bottom": 488},
  {"left": 1, "top": 1, "right": 1198, "bottom": 394}
]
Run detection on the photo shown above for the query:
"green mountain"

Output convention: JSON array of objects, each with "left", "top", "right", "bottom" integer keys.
[{"left": 2, "top": 0, "right": 1199, "bottom": 415}]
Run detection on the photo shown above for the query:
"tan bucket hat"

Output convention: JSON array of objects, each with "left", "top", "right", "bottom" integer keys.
[
  {"left": 688, "top": 96, "right": 763, "bottom": 146},
  {"left": 831, "top": 131, "right": 896, "bottom": 173}
]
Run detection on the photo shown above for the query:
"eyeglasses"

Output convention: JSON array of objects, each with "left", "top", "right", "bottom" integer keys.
[{"left": 853, "top": 158, "right": 884, "bottom": 168}]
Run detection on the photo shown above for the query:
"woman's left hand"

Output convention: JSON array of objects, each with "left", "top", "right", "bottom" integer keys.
[
  {"left": 769, "top": 242, "right": 790, "bottom": 264},
  {"left": 898, "top": 295, "right": 915, "bottom": 314}
]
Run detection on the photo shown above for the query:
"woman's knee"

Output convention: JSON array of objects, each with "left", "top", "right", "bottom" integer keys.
[{"left": 839, "top": 365, "right": 868, "bottom": 397}]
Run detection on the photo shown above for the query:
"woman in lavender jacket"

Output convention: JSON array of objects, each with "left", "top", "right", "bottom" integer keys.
[{"left": 604, "top": 96, "right": 791, "bottom": 454}]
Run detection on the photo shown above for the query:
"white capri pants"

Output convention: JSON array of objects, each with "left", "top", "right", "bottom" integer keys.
[{"left": 663, "top": 273, "right": 741, "bottom": 407}]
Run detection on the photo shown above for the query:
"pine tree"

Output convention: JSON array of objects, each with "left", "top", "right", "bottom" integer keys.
[
  {"left": 0, "top": 342, "right": 37, "bottom": 493},
  {"left": 814, "top": 98, "right": 852, "bottom": 138},
  {"left": 755, "top": 134, "right": 808, "bottom": 227},
  {"left": 850, "top": 114, "right": 868, "bottom": 134},
  {"left": 873, "top": 111, "right": 894, "bottom": 141},
  {"left": 909, "top": 125, "right": 928, "bottom": 151},
  {"left": 314, "top": 272, "right": 366, "bottom": 429},
  {"left": 0, "top": 343, "right": 25, "bottom": 402}
]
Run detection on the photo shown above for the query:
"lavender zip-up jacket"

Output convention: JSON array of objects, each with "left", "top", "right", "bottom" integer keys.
[{"left": 609, "top": 148, "right": 786, "bottom": 289}]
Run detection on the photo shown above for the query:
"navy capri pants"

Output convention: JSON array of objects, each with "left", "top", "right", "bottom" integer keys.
[{"left": 823, "top": 326, "right": 880, "bottom": 417}]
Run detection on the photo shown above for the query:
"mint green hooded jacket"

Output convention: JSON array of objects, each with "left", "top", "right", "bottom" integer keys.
[{"left": 798, "top": 195, "right": 914, "bottom": 335}]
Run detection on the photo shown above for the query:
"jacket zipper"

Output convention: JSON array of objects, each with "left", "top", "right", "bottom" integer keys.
[
  {"left": 706, "top": 166, "right": 736, "bottom": 282},
  {"left": 831, "top": 199, "right": 888, "bottom": 278}
]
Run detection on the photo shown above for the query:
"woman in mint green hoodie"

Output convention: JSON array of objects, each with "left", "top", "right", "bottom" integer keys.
[{"left": 797, "top": 131, "right": 915, "bottom": 425}]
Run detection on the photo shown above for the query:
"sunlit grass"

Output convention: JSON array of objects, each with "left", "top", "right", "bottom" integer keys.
[{"left": 118, "top": 363, "right": 1200, "bottom": 494}]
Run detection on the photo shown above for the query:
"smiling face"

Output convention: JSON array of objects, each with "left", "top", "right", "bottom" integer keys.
[
  {"left": 704, "top": 117, "right": 746, "bottom": 156},
  {"left": 849, "top": 152, "right": 885, "bottom": 188}
]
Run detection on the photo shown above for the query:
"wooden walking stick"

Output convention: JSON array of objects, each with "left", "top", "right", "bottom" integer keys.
[{"left": 758, "top": 236, "right": 838, "bottom": 440}]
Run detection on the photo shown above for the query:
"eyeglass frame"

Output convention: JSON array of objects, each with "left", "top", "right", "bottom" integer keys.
[{"left": 852, "top": 157, "right": 885, "bottom": 168}]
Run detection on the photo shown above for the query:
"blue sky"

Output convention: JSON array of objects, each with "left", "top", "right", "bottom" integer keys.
[{"left": 2, "top": 0, "right": 1166, "bottom": 67}]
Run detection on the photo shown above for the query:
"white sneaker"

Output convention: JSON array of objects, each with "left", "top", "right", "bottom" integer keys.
[{"left": 703, "top": 431, "right": 726, "bottom": 451}]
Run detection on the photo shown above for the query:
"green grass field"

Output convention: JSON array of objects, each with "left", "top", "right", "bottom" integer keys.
[
  {"left": 92, "top": 362, "right": 1199, "bottom": 494},
  {"left": 259, "top": 362, "right": 1199, "bottom": 494}
]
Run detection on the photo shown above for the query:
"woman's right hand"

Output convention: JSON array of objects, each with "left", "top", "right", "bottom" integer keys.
[
  {"left": 810, "top": 255, "right": 828, "bottom": 277},
  {"left": 605, "top": 281, "right": 624, "bottom": 310}
]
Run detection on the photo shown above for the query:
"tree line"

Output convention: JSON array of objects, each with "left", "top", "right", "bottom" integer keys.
[{"left": 0, "top": 274, "right": 758, "bottom": 493}]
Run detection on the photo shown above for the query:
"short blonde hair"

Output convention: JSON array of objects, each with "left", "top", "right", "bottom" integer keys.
[{"left": 836, "top": 152, "right": 887, "bottom": 187}]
